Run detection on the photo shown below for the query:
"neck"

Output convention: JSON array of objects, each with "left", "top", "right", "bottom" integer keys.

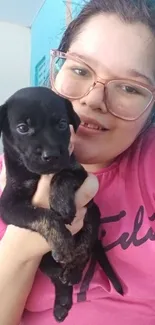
[{"left": 82, "top": 161, "right": 113, "bottom": 173}]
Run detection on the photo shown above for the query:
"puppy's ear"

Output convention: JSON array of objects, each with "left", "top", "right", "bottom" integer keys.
[
  {"left": 0, "top": 103, "right": 7, "bottom": 136},
  {"left": 65, "top": 99, "right": 81, "bottom": 132}
]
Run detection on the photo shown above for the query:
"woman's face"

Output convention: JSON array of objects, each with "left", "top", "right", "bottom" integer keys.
[{"left": 68, "top": 14, "right": 155, "bottom": 171}]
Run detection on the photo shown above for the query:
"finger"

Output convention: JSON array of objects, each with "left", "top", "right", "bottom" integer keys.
[
  {"left": 75, "top": 174, "right": 99, "bottom": 209},
  {"left": 68, "top": 141, "right": 74, "bottom": 155},
  {"left": 69, "top": 125, "right": 75, "bottom": 155},
  {"left": 66, "top": 220, "right": 84, "bottom": 235},
  {"left": 66, "top": 218, "right": 84, "bottom": 235},
  {"left": 75, "top": 207, "right": 87, "bottom": 220},
  {"left": 32, "top": 174, "right": 53, "bottom": 208},
  {"left": 0, "top": 160, "right": 6, "bottom": 191},
  {"left": 69, "top": 125, "right": 75, "bottom": 137},
  {"left": 65, "top": 207, "right": 86, "bottom": 233}
]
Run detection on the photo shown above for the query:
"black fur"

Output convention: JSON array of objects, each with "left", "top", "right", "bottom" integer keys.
[{"left": 0, "top": 87, "right": 123, "bottom": 322}]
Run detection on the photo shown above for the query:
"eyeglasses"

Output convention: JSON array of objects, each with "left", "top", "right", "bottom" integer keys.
[{"left": 50, "top": 50, "right": 155, "bottom": 121}]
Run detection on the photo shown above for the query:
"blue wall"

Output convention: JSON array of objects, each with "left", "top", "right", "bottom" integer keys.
[
  {"left": 31, "top": 0, "right": 84, "bottom": 86},
  {"left": 31, "top": 0, "right": 66, "bottom": 86}
]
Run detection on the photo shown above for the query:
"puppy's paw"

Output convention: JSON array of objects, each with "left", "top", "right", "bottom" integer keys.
[
  {"left": 54, "top": 292, "right": 72, "bottom": 322},
  {"left": 54, "top": 305, "right": 69, "bottom": 323},
  {"left": 51, "top": 199, "right": 76, "bottom": 225}
]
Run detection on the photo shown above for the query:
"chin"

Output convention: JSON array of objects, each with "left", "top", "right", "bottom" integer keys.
[
  {"left": 74, "top": 147, "right": 98, "bottom": 166},
  {"left": 74, "top": 138, "right": 97, "bottom": 163},
  {"left": 74, "top": 141, "right": 112, "bottom": 171}
]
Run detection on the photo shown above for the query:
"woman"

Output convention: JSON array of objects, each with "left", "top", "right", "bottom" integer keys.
[{"left": 0, "top": 0, "right": 155, "bottom": 324}]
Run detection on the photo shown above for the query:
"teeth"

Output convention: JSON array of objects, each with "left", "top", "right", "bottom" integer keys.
[{"left": 81, "top": 121, "right": 103, "bottom": 130}]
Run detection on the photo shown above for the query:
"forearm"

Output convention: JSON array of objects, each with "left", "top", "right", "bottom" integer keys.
[{"left": 0, "top": 229, "right": 42, "bottom": 325}]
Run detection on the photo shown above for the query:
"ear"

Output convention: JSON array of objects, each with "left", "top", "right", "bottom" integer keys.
[
  {"left": 65, "top": 99, "right": 81, "bottom": 132},
  {"left": 0, "top": 103, "right": 7, "bottom": 136}
]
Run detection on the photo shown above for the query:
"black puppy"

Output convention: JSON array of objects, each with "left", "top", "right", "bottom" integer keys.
[{"left": 0, "top": 87, "right": 123, "bottom": 322}]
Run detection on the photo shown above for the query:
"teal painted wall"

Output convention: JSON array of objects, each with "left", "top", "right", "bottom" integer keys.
[
  {"left": 31, "top": 0, "right": 66, "bottom": 86},
  {"left": 31, "top": 0, "right": 84, "bottom": 86}
]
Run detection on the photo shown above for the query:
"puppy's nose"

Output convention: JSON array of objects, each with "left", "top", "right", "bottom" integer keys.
[{"left": 41, "top": 149, "right": 60, "bottom": 162}]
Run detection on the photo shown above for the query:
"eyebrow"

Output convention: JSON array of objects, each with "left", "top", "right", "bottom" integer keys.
[
  {"left": 126, "top": 69, "right": 155, "bottom": 86},
  {"left": 69, "top": 51, "right": 97, "bottom": 66},
  {"left": 69, "top": 51, "right": 155, "bottom": 86}
]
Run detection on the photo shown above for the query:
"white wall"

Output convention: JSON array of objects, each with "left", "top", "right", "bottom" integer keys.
[
  {"left": 0, "top": 0, "right": 46, "bottom": 27},
  {"left": 0, "top": 21, "right": 31, "bottom": 104}
]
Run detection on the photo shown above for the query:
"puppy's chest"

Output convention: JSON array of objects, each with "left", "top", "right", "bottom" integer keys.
[
  {"left": 10, "top": 177, "right": 38, "bottom": 198},
  {"left": 23, "top": 179, "right": 38, "bottom": 192}
]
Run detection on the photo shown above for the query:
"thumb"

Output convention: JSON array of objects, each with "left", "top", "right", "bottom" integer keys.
[
  {"left": 75, "top": 174, "right": 99, "bottom": 209},
  {"left": 0, "top": 159, "right": 6, "bottom": 191},
  {"left": 32, "top": 174, "right": 53, "bottom": 208}
]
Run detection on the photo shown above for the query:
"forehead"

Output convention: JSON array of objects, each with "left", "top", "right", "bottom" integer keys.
[{"left": 69, "top": 14, "right": 155, "bottom": 84}]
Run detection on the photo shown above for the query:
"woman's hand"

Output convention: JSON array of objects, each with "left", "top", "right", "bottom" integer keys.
[{"left": 33, "top": 173, "right": 99, "bottom": 235}]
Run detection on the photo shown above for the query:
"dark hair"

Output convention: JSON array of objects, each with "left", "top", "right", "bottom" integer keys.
[{"left": 59, "top": 0, "right": 155, "bottom": 52}]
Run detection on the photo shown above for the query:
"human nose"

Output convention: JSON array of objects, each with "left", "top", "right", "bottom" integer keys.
[{"left": 79, "top": 82, "right": 108, "bottom": 113}]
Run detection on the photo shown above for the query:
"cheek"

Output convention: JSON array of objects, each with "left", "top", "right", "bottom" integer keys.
[
  {"left": 111, "top": 108, "right": 153, "bottom": 156},
  {"left": 70, "top": 100, "right": 80, "bottom": 113},
  {"left": 71, "top": 100, "right": 153, "bottom": 163},
  {"left": 116, "top": 107, "right": 152, "bottom": 138}
]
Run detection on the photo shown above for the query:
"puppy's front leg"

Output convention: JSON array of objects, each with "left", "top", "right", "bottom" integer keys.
[
  {"left": 49, "top": 168, "right": 87, "bottom": 225},
  {"left": 49, "top": 169, "right": 100, "bottom": 285},
  {"left": 0, "top": 189, "right": 74, "bottom": 264},
  {"left": 59, "top": 203, "right": 100, "bottom": 285}
]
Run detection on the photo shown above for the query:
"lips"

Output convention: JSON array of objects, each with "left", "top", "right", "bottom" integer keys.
[
  {"left": 80, "top": 121, "right": 105, "bottom": 131},
  {"left": 79, "top": 115, "right": 109, "bottom": 131}
]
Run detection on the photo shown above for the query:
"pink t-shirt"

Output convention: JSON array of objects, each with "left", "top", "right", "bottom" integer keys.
[{"left": 0, "top": 127, "right": 155, "bottom": 324}]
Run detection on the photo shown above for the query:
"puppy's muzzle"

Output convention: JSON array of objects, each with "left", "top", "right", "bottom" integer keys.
[
  {"left": 41, "top": 148, "right": 61, "bottom": 163},
  {"left": 24, "top": 146, "right": 71, "bottom": 174}
]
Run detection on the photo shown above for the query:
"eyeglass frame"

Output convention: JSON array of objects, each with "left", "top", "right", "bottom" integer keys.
[{"left": 50, "top": 49, "right": 155, "bottom": 121}]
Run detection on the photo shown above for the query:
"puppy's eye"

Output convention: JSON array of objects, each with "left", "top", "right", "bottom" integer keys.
[
  {"left": 57, "top": 119, "right": 68, "bottom": 130},
  {"left": 16, "top": 123, "right": 29, "bottom": 134}
]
